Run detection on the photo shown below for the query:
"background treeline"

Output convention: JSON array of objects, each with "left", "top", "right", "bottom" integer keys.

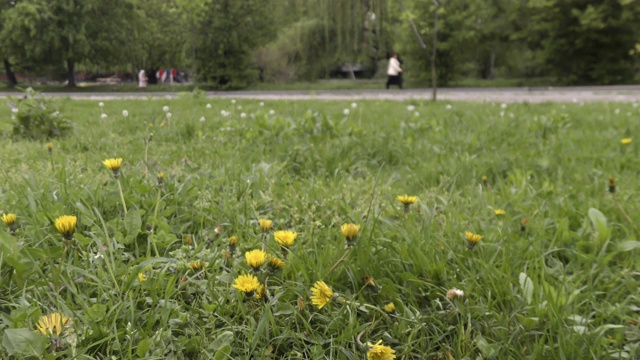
[{"left": 1, "top": 0, "right": 639, "bottom": 88}]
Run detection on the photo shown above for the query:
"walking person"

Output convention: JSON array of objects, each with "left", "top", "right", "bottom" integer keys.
[
  {"left": 138, "top": 69, "right": 148, "bottom": 88},
  {"left": 386, "top": 53, "right": 403, "bottom": 89}
]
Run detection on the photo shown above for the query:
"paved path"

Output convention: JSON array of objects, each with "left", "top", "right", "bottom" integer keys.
[{"left": 2, "top": 85, "right": 640, "bottom": 103}]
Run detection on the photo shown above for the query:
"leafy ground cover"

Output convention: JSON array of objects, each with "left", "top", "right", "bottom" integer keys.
[{"left": 1, "top": 96, "right": 640, "bottom": 359}]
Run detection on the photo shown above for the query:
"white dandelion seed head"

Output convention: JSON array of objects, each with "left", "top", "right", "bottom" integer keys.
[
  {"left": 259, "top": 102, "right": 264, "bottom": 106},
  {"left": 499, "top": 111, "right": 505, "bottom": 117},
  {"left": 163, "top": 106, "right": 169, "bottom": 112},
  {"left": 101, "top": 113, "right": 108, "bottom": 119},
  {"left": 231, "top": 99, "right": 236, "bottom": 104},
  {"left": 268, "top": 109, "right": 275, "bottom": 115},
  {"left": 446, "top": 104, "right": 453, "bottom": 110},
  {"left": 240, "top": 112, "right": 247, "bottom": 118},
  {"left": 166, "top": 112, "right": 172, "bottom": 119},
  {"left": 199, "top": 116, "right": 206, "bottom": 122},
  {"left": 407, "top": 105, "right": 415, "bottom": 111},
  {"left": 343, "top": 109, "right": 350, "bottom": 115},
  {"left": 614, "top": 108, "right": 620, "bottom": 114},
  {"left": 351, "top": 102, "right": 357, "bottom": 108},
  {"left": 98, "top": 102, "right": 104, "bottom": 107},
  {"left": 11, "top": 108, "right": 18, "bottom": 113},
  {"left": 206, "top": 103, "right": 212, "bottom": 109},
  {"left": 501, "top": 103, "right": 507, "bottom": 109},
  {"left": 122, "top": 110, "right": 129, "bottom": 117},
  {"left": 237, "top": 105, "right": 242, "bottom": 110},
  {"left": 414, "top": 112, "right": 420, "bottom": 117}
]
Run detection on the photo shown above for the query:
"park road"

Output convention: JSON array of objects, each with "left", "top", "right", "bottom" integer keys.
[{"left": 1, "top": 85, "right": 640, "bottom": 103}]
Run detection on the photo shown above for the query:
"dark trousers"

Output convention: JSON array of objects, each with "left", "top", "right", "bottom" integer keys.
[{"left": 386, "top": 74, "right": 403, "bottom": 89}]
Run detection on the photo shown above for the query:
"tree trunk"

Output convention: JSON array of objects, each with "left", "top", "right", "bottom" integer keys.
[
  {"left": 490, "top": 47, "right": 496, "bottom": 79},
  {"left": 3, "top": 59, "right": 18, "bottom": 87},
  {"left": 431, "top": 3, "right": 439, "bottom": 101},
  {"left": 348, "top": 63, "right": 356, "bottom": 80},
  {"left": 67, "top": 59, "right": 76, "bottom": 87}
]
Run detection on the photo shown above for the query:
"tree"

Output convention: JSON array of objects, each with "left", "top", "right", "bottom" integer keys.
[
  {"left": 527, "top": 0, "right": 640, "bottom": 84},
  {"left": 196, "top": 0, "right": 276, "bottom": 88},
  {"left": 0, "top": 0, "right": 19, "bottom": 86},
  {"left": 1, "top": 0, "right": 138, "bottom": 87}
]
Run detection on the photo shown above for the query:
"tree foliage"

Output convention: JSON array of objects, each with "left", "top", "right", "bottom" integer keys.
[{"left": 0, "top": 0, "right": 638, "bottom": 87}]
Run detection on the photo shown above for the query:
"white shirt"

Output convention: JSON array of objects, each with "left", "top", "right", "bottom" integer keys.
[{"left": 387, "top": 58, "right": 402, "bottom": 76}]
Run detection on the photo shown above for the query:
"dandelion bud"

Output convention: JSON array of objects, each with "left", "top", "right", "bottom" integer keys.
[
  {"left": 521, "top": 218, "right": 529, "bottom": 232},
  {"left": 47, "top": 142, "right": 53, "bottom": 154},
  {"left": 383, "top": 302, "right": 396, "bottom": 314},
  {"left": 157, "top": 172, "right": 164, "bottom": 187},
  {"left": 609, "top": 177, "right": 616, "bottom": 194},
  {"left": 297, "top": 296, "right": 306, "bottom": 311}
]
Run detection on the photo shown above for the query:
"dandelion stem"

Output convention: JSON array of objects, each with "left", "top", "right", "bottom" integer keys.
[
  {"left": 144, "top": 135, "right": 151, "bottom": 179},
  {"left": 116, "top": 177, "right": 128, "bottom": 215},
  {"left": 49, "top": 153, "right": 55, "bottom": 171},
  {"left": 325, "top": 248, "right": 351, "bottom": 277},
  {"left": 149, "top": 188, "right": 161, "bottom": 257},
  {"left": 612, "top": 194, "right": 638, "bottom": 233}
]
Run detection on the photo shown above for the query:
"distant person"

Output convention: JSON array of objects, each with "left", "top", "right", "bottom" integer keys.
[
  {"left": 386, "top": 53, "right": 403, "bottom": 89},
  {"left": 138, "top": 69, "right": 148, "bottom": 88}
]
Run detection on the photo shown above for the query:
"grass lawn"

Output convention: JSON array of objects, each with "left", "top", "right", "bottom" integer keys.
[{"left": 1, "top": 95, "right": 640, "bottom": 359}]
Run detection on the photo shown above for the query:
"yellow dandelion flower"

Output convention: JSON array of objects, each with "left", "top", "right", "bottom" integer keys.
[
  {"left": 482, "top": 175, "right": 488, "bottom": 182},
  {"left": 157, "top": 172, "right": 164, "bottom": 186},
  {"left": 367, "top": 340, "right": 396, "bottom": 360},
  {"left": 255, "top": 284, "right": 267, "bottom": 300},
  {"left": 245, "top": 249, "right": 267, "bottom": 269},
  {"left": 310, "top": 280, "right": 334, "bottom": 309},
  {"left": 259, "top": 218, "right": 273, "bottom": 232},
  {"left": 621, "top": 138, "right": 632, "bottom": 145},
  {"left": 228, "top": 236, "right": 238, "bottom": 247},
  {"left": 138, "top": 273, "right": 148, "bottom": 282},
  {"left": 46, "top": 143, "right": 53, "bottom": 152},
  {"left": 54, "top": 215, "right": 77, "bottom": 240},
  {"left": 396, "top": 195, "right": 418, "bottom": 205},
  {"left": 184, "top": 235, "right": 193, "bottom": 245},
  {"left": 189, "top": 260, "right": 204, "bottom": 272},
  {"left": 494, "top": 209, "right": 505, "bottom": 215},
  {"left": 383, "top": 302, "right": 396, "bottom": 314},
  {"left": 464, "top": 231, "right": 482, "bottom": 249},
  {"left": 36, "top": 312, "right": 70, "bottom": 337},
  {"left": 1, "top": 213, "right": 16, "bottom": 226},
  {"left": 103, "top": 158, "right": 123, "bottom": 172},
  {"left": 340, "top": 223, "right": 361, "bottom": 242},
  {"left": 268, "top": 257, "right": 286, "bottom": 270},
  {"left": 274, "top": 230, "right": 297, "bottom": 247},
  {"left": 232, "top": 274, "right": 260, "bottom": 294}
]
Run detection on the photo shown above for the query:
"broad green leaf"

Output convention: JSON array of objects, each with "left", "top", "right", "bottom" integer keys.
[
  {"left": 519, "top": 272, "right": 534, "bottom": 305},
  {"left": 124, "top": 209, "right": 142, "bottom": 236},
  {"left": 588, "top": 208, "right": 610, "bottom": 242},
  {"left": 617, "top": 241, "right": 640, "bottom": 252},
  {"left": 475, "top": 335, "right": 499, "bottom": 359},
  {"left": 87, "top": 303, "right": 107, "bottom": 322},
  {"left": 2, "top": 328, "right": 47, "bottom": 356},
  {"left": 210, "top": 331, "right": 234, "bottom": 351},
  {"left": 136, "top": 338, "right": 151, "bottom": 357},
  {"left": 214, "top": 344, "right": 231, "bottom": 360}
]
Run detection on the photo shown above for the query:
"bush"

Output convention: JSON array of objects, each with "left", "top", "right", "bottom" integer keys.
[{"left": 10, "top": 88, "right": 73, "bottom": 139}]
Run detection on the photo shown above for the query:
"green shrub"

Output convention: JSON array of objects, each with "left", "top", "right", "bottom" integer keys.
[{"left": 11, "top": 87, "right": 73, "bottom": 140}]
